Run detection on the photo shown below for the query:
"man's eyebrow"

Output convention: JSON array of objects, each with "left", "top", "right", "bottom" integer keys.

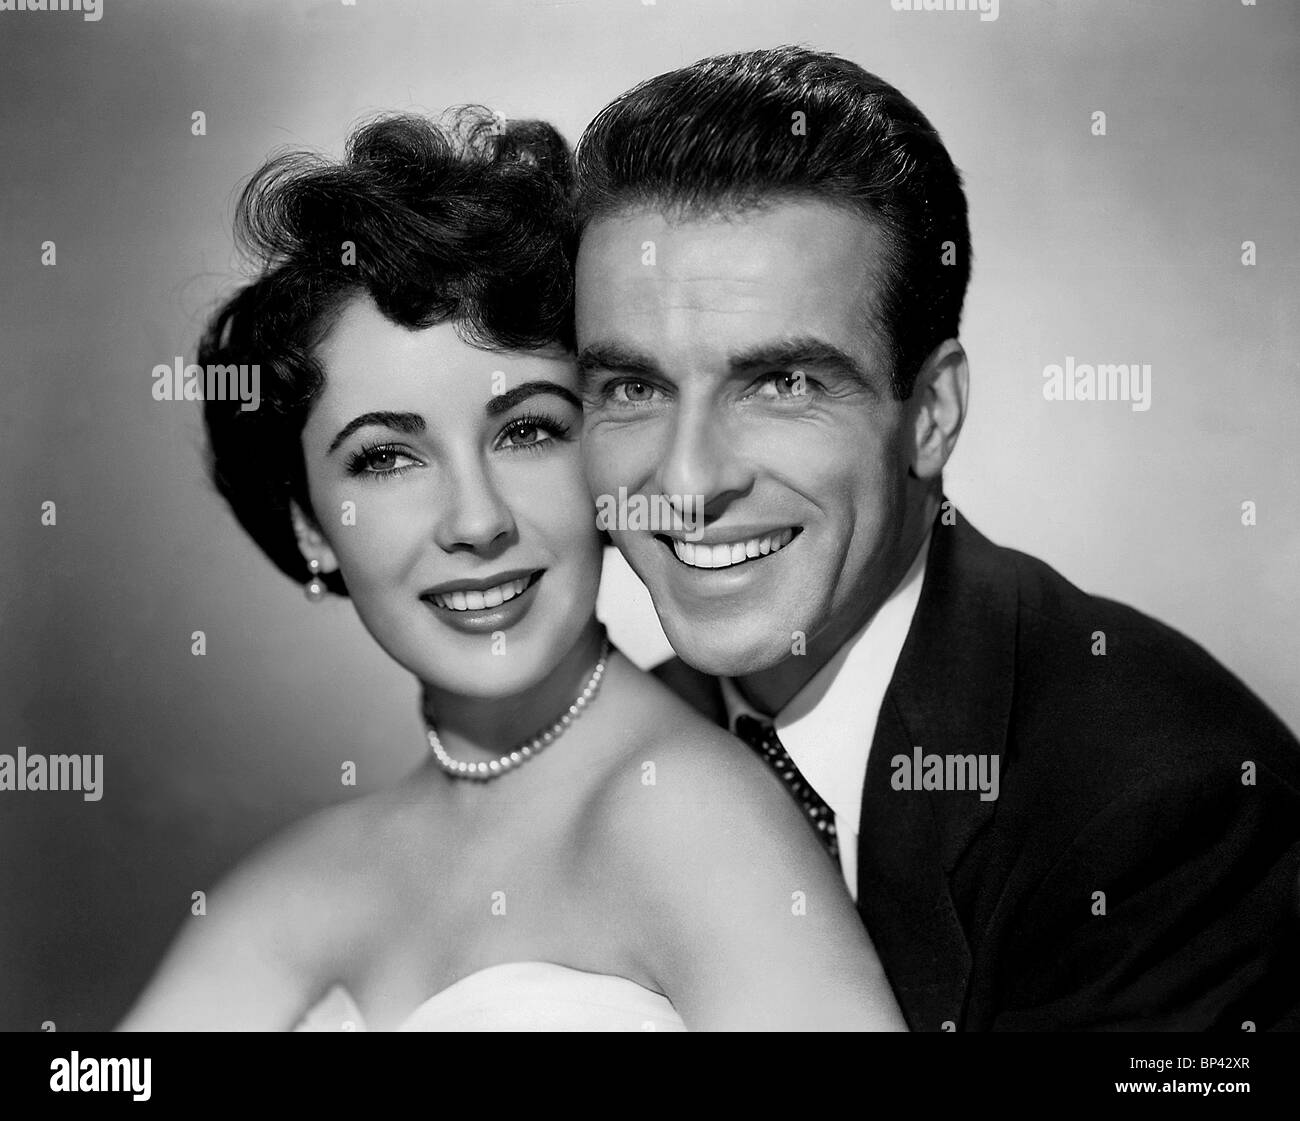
[
  {"left": 486, "top": 380, "right": 582, "bottom": 416},
  {"left": 576, "top": 344, "right": 661, "bottom": 381},
  {"left": 327, "top": 411, "right": 426, "bottom": 455},
  {"left": 728, "top": 337, "right": 870, "bottom": 383}
]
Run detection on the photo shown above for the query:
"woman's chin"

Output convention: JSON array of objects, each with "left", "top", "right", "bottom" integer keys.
[{"left": 349, "top": 585, "right": 598, "bottom": 702}]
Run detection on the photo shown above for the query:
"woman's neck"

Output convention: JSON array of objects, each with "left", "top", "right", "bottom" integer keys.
[{"left": 418, "top": 621, "right": 607, "bottom": 762}]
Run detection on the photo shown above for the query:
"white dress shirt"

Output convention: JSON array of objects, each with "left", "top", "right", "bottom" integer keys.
[{"left": 720, "top": 533, "right": 932, "bottom": 900}]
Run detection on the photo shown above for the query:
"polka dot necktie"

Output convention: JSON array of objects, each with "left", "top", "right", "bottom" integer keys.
[{"left": 733, "top": 714, "right": 840, "bottom": 862}]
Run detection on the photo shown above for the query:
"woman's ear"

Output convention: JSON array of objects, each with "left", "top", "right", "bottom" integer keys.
[{"left": 289, "top": 501, "right": 340, "bottom": 575}]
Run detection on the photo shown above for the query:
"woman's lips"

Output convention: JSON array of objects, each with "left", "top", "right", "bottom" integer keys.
[
  {"left": 420, "top": 570, "right": 543, "bottom": 633},
  {"left": 427, "top": 573, "right": 535, "bottom": 612}
]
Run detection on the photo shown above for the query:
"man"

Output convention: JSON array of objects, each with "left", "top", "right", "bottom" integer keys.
[{"left": 573, "top": 46, "right": 1300, "bottom": 1030}]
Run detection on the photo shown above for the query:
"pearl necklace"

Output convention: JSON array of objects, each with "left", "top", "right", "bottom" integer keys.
[{"left": 425, "top": 634, "right": 612, "bottom": 781}]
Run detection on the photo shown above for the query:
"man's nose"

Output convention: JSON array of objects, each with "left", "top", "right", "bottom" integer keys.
[
  {"left": 655, "top": 401, "right": 753, "bottom": 517},
  {"left": 433, "top": 455, "right": 515, "bottom": 555}
]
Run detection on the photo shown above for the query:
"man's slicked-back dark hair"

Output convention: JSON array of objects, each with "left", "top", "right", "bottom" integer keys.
[
  {"left": 575, "top": 46, "right": 971, "bottom": 399},
  {"left": 201, "top": 109, "right": 575, "bottom": 595}
]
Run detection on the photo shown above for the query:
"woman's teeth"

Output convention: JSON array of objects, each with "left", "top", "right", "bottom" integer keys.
[
  {"left": 431, "top": 575, "right": 532, "bottom": 612},
  {"left": 671, "top": 528, "right": 795, "bottom": 569}
]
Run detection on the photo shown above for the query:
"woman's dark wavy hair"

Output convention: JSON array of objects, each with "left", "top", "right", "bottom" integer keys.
[{"left": 200, "top": 109, "right": 575, "bottom": 595}]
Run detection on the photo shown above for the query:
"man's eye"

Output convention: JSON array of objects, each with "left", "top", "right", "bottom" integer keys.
[
  {"left": 754, "top": 372, "right": 812, "bottom": 399},
  {"left": 609, "top": 380, "right": 658, "bottom": 405}
]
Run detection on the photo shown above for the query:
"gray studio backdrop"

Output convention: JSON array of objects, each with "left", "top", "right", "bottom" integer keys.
[{"left": 1, "top": 0, "right": 1297, "bottom": 1030}]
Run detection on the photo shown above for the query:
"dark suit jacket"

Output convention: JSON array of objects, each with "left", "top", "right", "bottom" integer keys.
[{"left": 654, "top": 509, "right": 1300, "bottom": 1031}]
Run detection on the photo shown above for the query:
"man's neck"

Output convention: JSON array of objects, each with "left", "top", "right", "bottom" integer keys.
[{"left": 734, "top": 495, "right": 937, "bottom": 716}]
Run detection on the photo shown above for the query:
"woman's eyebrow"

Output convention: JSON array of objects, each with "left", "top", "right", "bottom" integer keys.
[
  {"left": 327, "top": 411, "right": 426, "bottom": 455},
  {"left": 486, "top": 381, "right": 582, "bottom": 416}
]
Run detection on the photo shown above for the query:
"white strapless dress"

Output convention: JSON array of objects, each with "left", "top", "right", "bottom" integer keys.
[{"left": 292, "top": 961, "right": 687, "bottom": 1032}]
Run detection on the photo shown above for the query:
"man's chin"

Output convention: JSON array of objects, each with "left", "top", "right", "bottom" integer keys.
[{"left": 657, "top": 614, "right": 797, "bottom": 680}]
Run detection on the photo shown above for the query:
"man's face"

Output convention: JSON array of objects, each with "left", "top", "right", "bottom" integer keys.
[{"left": 576, "top": 199, "right": 921, "bottom": 679}]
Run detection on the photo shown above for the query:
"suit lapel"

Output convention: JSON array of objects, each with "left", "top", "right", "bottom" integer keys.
[{"left": 855, "top": 509, "right": 1017, "bottom": 1030}]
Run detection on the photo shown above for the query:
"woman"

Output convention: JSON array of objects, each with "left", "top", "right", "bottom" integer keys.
[{"left": 118, "top": 110, "right": 904, "bottom": 1031}]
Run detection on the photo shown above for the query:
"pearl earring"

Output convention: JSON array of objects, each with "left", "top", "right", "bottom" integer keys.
[{"left": 304, "top": 557, "right": 326, "bottom": 602}]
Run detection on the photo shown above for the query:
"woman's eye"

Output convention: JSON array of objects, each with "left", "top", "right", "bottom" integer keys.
[
  {"left": 499, "top": 422, "right": 553, "bottom": 449},
  {"left": 496, "top": 414, "right": 570, "bottom": 451},
  {"left": 350, "top": 445, "right": 420, "bottom": 477}
]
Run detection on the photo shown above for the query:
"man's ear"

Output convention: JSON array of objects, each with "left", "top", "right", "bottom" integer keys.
[
  {"left": 909, "top": 338, "right": 968, "bottom": 482},
  {"left": 289, "top": 501, "right": 340, "bottom": 574}
]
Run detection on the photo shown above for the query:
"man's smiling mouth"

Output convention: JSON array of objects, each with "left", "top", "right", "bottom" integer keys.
[{"left": 658, "top": 527, "right": 800, "bottom": 570}]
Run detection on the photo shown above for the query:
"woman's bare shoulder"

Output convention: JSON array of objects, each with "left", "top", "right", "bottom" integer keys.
[
  {"left": 238, "top": 777, "right": 439, "bottom": 910},
  {"left": 176, "top": 775, "right": 440, "bottom": 975},
  {"left": 580, "top": 668, "right": 897, "bottom": 1028},
  {"left": 205, "top": 796, "right": 391, "bottom": 947},
  {"left": 116, "top": 790, "right": 409, "bottom": 1030},
  {"left": 586, "top": 665, "right": 827, "bottom": 876}
]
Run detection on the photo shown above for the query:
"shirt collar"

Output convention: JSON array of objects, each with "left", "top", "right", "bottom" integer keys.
[{"left": 721, "top": 531, "right": 932, "bottom": 831}]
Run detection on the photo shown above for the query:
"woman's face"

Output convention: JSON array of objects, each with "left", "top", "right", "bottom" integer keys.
[{"left": 299, "top": 293, "right": 602, "bottom": 699}]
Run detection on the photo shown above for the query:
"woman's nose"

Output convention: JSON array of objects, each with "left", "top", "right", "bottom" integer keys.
[{"left": 432, "top": 456, "right": 516, "bottom": 555}]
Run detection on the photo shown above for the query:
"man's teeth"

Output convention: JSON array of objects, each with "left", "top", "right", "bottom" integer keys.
[
  {"left": 671, "top": 529, "right": 795, "bottom": 569},
  {"left": 431, "top": 575, "right": 532, "bottom": 611}
]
